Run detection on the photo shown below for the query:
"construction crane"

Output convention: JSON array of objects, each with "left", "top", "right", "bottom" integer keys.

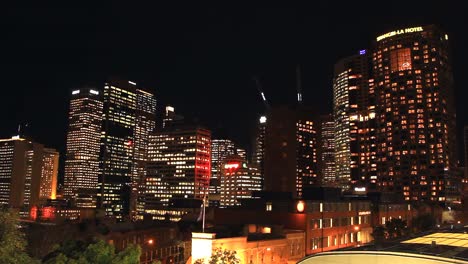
[
  {"left": 296, "top": 65, "right": 303, "bottom": 105},
  {"left": 253, "top": 76, "right": 271, "bottom": 110}
]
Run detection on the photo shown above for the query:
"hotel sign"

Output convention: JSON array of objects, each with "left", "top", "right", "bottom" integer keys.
[{"left": 376, "top": 26, "right": 423, "bottom": 42}]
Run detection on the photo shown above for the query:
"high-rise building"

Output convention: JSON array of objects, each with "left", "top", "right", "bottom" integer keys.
[
  {"left": 162, "top": 106, "right": 175, "bottom": 128},
  {"left": 263, "top": 106, "right": 317, "bottom": 198},
  {"left": 220, "top": 155, "right": 262, "bottom": 207},
  {"left": 39, "top": 148, "right": 59, "bottom": 201},
  {"left": 373, "top": 25, "right": 457, "bottom": 202},
  {"left": 333, "top": 51, "right": 377, "bottom": 190},
  {"left": 317, "top": 114, "right": 336, "bottom": 186},
  {"left": 235, "top": 148, "right": 247, "bottom": 161},
  {"left": 145, "top": 123, "right": 211, "bottom": 220},
  {"left": 210, "top": 139, "right": 236, "bottom": 207},
  {"left": 64, "top": 88, "right": 103, "bottom": 208},
  {"left": 132, "top": 88, "right": 156, "bottom": 219},
  {"left": 252, "top": 115, "right": 267, "bottom": 177},
  {"left": 99, "top": 79, "right": 137, "bottom": 219},
  {"left": 0, "top": 136, "right": 58, "bottom": 209},
  {"left": 162, "top": 105, "right": 183, "bottom": 128}
]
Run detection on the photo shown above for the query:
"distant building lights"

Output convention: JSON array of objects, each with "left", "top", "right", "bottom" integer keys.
[
  {"left": 259, "top": 116, "right": 267, "bottom": 124},
  {"left": 90, "top": 89, "right": 99, "bottom": 95},
  {"left": 72, "top": 90, "right": 80, "bottom": 95}
]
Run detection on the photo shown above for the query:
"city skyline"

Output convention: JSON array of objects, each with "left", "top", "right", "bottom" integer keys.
[{"left": 1, "top": 5, "right": 467, "bottom": 165}]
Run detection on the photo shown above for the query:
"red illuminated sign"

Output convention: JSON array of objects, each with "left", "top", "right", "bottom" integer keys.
[{"left": 224, "top": 163, "right": 240, "bottom": 170}]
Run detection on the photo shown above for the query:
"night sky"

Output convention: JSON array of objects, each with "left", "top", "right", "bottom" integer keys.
[{"left": 1, "top": 3, "right": 467, "bottom": 169}]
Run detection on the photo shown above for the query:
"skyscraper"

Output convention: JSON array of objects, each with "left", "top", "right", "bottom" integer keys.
[
  {"left": 0, "top": 136, "right": 58, "bottom": 209},
  {"left": 132, "top": 88, "right": 156, "bottom": 219},
  {"left": 210, "top": 139, "right": 236, "bottom": 207},
  {"left": 64, "top": 88, "right": 103, "bottom": 207},
  {"left": 373, "top": 25, "right": 457, "bottom": 202},
  {"left": 145, "top": 123, "right": 211, "bottom": 220},
  {"left": 263, "top": 106, "right": 317, "bottom": 198},
  {"left": 333, "top": 51, "right": 377, "bottom": 190},
  {"left": 39, "top": 148, "right": 59, "bottom": 201},
  {"left": 99, "top": 79, "right": 137, "bottom": 219},
  {"left": 252, "top": 115, "right": 267, "bottom": 177},
  {"left": 220, "top": 155, "right": 262, "bottom": 207},
  {"left": 317, "top": 114, "right": 336, "bottom": 186}
]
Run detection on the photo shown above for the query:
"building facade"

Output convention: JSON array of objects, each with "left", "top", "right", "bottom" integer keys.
[
  {"left": 373, "top": 25, "right": 457, "bottom": 202},
  {"left": 63, "top": 88, "right": 103, "bottom": 208},
  {"left": 132, "top": 88, "right": 157, "bottom": 219},
  {"left": 0, "top": 136, "right": 58, "bottom": 209},
  {"left": 99, "top": 79, "right": 137, "bottom": 219},
  {"left": 220, "top": 155, "right": 262, "bottom": 207},
  {"left": 210, "top": 139, "right": 236, "bottom": 207},
  {"left": 333, "top": 51, "right": 376, "bottom": 191},
  {"left": 317, "top": 114, "right": 336, "bottom": 186},
  {"left": 145, "top": 124, "right": 211, "bottom": 220},
  {"left": 263, "top": 106, "right": 317, "bottom": 198},
  {"left": 252, "top": 115, "right": 267, "bottom": 178}
]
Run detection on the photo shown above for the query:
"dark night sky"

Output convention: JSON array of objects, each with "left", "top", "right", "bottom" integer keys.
[{"left": 1, "top": 3, "right": 467, "bottom": 165}]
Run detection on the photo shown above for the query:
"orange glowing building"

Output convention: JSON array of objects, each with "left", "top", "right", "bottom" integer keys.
[{"left": 373, "top": 25, "right": 458, "bottom": 203}]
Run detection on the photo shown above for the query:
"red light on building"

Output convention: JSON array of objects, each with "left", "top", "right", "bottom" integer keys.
[
  {"left": 296, "top": 200, "right": 305, "bottom": 213},
  {"left": 126, "top": 140, "right": 133, "bottom": 146},
  {"left": 224, "top": 163, "right": 240, "bottom": 170},
  {"left": 30, "top": 206, "right": 38, "bottom": 221},
  {"left": 41, "top": 206, "right": 56, "bottom": 220}
]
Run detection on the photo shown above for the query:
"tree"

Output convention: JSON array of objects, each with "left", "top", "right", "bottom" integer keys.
[
  {"left": 385, "top": 218, "right": 407, "bottom": 238},
  {"left": 0, "top": 207, "right": 38, "bottom": 264},
  {"left": 412, "top": 213, "right": 436, "bottom": 233},
  {"left": 43, "top": 239, "right": 141, "bottom": 264},
  {"left": 194, "top": 247, "right": 240, "bottom": 264},
  {"left": 371, "top": 225, "right": 387, "bottom": 248}
]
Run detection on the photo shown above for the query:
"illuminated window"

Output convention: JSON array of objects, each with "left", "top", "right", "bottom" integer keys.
[{"left": 390, "top": 48, "right": 412, "bottom": 72}]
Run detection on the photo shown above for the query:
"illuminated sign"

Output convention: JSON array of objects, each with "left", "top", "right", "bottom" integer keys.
[
  {"left": 259, "top": 116, "right": 267, "bottom": 124},
  {"left": 72, "top": 90, "right": 80, "bottom": 95},
  {"left": 358, "top": 211, "right": 371, "bottom": 216},
  {"left": 354, "top": 187, "right": 366, "bottom": 192},
  {"left": 128, "top": 81, "right": 137, "bottom": 85},
  {"left": 90, "top": 89, "right": 99, "bottom": 95},
  {"left": 359, "top": 49, "right": 366, "bottom": 55},
  {"left": 376, "top": 26, "right": 423, "bottom": 42},
  {"left": 224, "top": 163, "right": 240, "bottom": 169}
]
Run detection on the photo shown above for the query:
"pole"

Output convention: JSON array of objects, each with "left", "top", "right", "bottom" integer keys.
[{"left": 202, "top": 194, "right": 206, "bottom": 233}]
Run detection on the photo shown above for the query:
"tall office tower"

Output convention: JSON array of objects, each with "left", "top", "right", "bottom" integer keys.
[
  {"left": 99, "top": 79, "right": 137, "bottom": 220},
  {"left": 145, "top": 124, "right": 211, "bottom": 220},
  {"left": 235, "top": 148, "right": 247, "bottom": 161},
  {"left": 210, "top": 139, "right": 236, "bottom": 207},
  {"left": 252, "top": 115, "right": 267, "bottom": 176},
  {"left": 0, "top": 136, "right": 58, "bottom": 208},
  {"left": 220, "top": 155, "right": 262, "bottom": 207},
  {"left": 464, "top": 125, "right": 468, "bottom": 179},
  {"left": 263, "top": 106, "right": 317, "bottom": 198},
  {"left": 333, "top": 51, "right": 377, "bottom": 191},
  {"left": 373, "top": 25, "right": 457, "bottom": 202},
  {"left": 132, "top": 88, "right": 156, "bottom": 219},
  {"left": 64, "top": 88, "right": 103, "bottom": 208},
  {"left": 38, "top": 148, "right": 59, "bottom": 200},
  {"left": 162, "top": 106, "right": 175, "bottom": 128},
  {"left": 317, "top": 114, "right": 336, "bottom": 186}
]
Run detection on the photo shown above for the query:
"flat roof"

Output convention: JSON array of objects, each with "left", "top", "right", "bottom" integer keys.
[{"left": 403, "top": 233, "right": 468, "bottom": 248}]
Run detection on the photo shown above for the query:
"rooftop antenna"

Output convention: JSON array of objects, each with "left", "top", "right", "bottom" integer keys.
[
  {"left": 253, "top": 76, "right": 271, "bottom": 110},
  {"left": 296, "top": 65, "right": 303, "bottom": 105}
]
